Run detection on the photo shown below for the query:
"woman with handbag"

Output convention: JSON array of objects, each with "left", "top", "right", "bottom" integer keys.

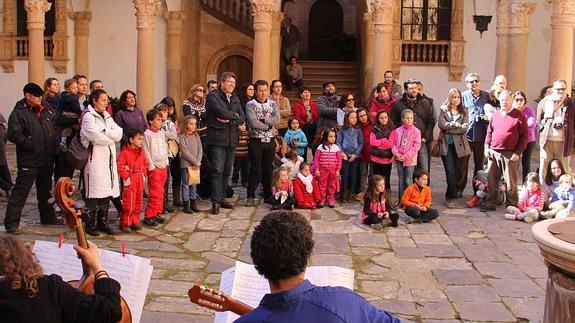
[{"left": 437, "top": 88, "right": 471, "bottom": 208}]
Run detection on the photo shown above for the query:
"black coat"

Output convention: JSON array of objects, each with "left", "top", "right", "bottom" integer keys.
[
  {"left": 7, "top": 99, "right": 57, "bottom": 168},
  {"left": 204, "top": 90, "right": 245, "bottom": 147},
  {"left": 0, "top": 274, "right": 122, "bottom": 323},
  {"left": 391, "top": 94, "right": 435, "bottom": 143}
]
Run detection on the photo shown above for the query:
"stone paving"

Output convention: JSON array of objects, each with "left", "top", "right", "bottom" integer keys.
[{"left": 0, "top": 142, "right": 546, "bottom": 322}]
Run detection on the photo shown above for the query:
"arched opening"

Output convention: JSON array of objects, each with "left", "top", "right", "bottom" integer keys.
[
  {"left": 308, "top": 0, "right": 343, "bottom": 61},
  {"left": 217, "top": 55, "right": 253, "bottom": 89}
]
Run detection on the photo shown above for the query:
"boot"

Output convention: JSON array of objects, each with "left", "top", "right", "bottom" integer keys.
[
  {"left": 345, "top": 190, "right": 353, "bottom": 202},
  {"left": 97, "top": 208, "right": 115, "bottom": 235},
  {"left": 182, "top": 200, "right": 193, "bottom": 214},
  {"left": 190, "top": 199, "right": 200, "bottom": 212},
  {"left": 466, "top": 195, "right": 481, "bottom": 208},
  {"left": 339, "top": 186, "right": 347, "bottom": 203},
  {"left": 83, "top": 211, "right": 100, "bottom": 237},
  {"left": 172, "top": 185, "right": 183, "bottom": 207}
]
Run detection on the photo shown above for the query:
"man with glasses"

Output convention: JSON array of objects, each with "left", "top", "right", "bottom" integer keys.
[
  {"left": 537, "top": 79, "right": 574, "bottom": 179},
  {"left": 461, "top": 73, "right": 490, "bottom": 195},
  {"left": 205, "top": 72, "right": 245, "bottom": 215}
]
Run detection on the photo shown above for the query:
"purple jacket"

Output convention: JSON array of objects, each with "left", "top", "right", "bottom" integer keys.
[
  {"left": 390, "top": 124, "right": 421, "bottom": 166},
  {"left": 114, "top": 107, "right": 148, "bottom": 146}
]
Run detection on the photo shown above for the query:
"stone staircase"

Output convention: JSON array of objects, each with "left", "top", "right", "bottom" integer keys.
[{"left": 284, "top": 60, "right": 361, "bottom": 106}]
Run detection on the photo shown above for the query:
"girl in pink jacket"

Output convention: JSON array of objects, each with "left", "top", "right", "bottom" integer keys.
[
  {"left": 505, "top": 172, "right": 544, "bottom": 222},
  {"left": 389, "top": 109, "right": 421, "bottom": 199},
  {"left": 312, "top": 128, "right": 342, "bottom": 208}
]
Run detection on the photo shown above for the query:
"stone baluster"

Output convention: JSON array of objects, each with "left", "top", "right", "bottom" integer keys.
[
  {"left": 548, "top": 0, "right": 575, "bottom": 93},
  {"left": 24, "top": 0, "right": 51, "bottom": 85}
]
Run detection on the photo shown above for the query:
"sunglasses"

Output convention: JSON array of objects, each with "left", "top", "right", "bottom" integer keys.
[
  {"left": 467, "top": 80, "right": 479, "bottom": 84},
  {"left": 196, "top": 88, "right": 205, "bottom": 92},
  {"left": 346, "top": 98, "right": 355, "bottom": 102}
]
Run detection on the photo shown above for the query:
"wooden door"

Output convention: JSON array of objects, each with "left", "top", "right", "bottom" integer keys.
[
  {"left": 308, "top": 0, "right": 343, "bottom": 61},
  {"left": 217, "top": 55, "right": 253, "bottom": 91}
]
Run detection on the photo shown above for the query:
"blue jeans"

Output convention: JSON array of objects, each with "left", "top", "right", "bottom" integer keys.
[
  {"left": 341, "top": 159, "right": 359, "bottom": 190},
  {"left": 417, "top": 142, "right": 430, "bottom": 173},
  {"left": 180, "top": 169, "right": 197, "bottom": 201},
  {"left": 209, "top": 145, "right": 235, "bottom": 203},
  {"left": 396, "top": 161, "right": 415, "bottom": 199}
]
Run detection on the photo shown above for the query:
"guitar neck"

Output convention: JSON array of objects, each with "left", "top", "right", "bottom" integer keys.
[{"left": 227, "top": 299, "right": 253, "bottom": 316}]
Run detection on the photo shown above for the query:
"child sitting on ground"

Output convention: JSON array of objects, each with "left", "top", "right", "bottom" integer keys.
[
  {"left": 401, "top": 168, "right": 440, "bottom": 223},
  {"left": 281, "top": 150, "right": 304, "bottom": 179},
  {"left": 293, "top": 162, "right": 321, "bottom": 209},
  {"left": 466, "top": 169, "right": 507, "bottom": 208},
  {"left": 505, "top": 172, "right": 544, "bottom": 223},
  {"left": 273, "top": 136, "right": 290, "bottom": 169},
  {"left": 362, "top": 175, "right": 399, "bottom": 230},
  {"left": 270, "top": 166, "right": 295, "bottom": 210},
  {"left": 117, "top": 128, "right": 147, "bottom": 233},
  {"left": 541, "top": 174, "right": 575, "bottom": 219}
]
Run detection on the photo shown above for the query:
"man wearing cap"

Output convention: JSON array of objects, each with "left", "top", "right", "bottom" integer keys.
[
  {"left": 317, "top": 81, "right": 341, "bottom": 130},
  {"left": 5, "top": 83, "right": 62, "bottom": 234}
]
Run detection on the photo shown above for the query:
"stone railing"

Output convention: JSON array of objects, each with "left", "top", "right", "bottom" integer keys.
[
  {"left": 201, "top": 0, "right": 254, "bottom": 38},
  {"left": 14, "top": 37, "right": 54, "bottom": 59},
  {"left": 400, "top": 41, "right": 449, "bottom": 65}
]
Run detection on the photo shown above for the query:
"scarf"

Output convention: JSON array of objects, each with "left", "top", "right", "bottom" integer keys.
[{"left": 297, "top": 172, "right": 314, "bottom": 194}]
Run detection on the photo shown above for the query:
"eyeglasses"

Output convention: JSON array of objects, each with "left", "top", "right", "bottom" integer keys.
[
  {"left": 467, "top": 80, "right": 479, "bottom": 84},
  {"left": 196, "top": 88, "right": 205, "bottom": 93},
  {"left": 346, "top": 98, "right": 355, "bottom": 102},
  {"left": 514, "top": 98, "right": 525, "bottom": 102},
  {"left": 554, "top": 88, "right": 567, "bottom": 92}
]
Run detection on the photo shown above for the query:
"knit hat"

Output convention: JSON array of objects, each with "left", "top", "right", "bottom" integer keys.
[
  {"left": 322, "top": 81, "right": 336, "bottom": 89},
  {"left": 23, "top": 83, "right": 44, "bottom": 97}
]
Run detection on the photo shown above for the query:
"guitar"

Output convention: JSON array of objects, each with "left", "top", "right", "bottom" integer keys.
[
  {"left": 55, "top": 177, "right": 133, "bottom": 323},
  {"left": 188, "top": 284, "right": 253, "bottom": 315}
]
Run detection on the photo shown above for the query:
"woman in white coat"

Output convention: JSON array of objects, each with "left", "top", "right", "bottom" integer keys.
[{"left": 80, "top": 89, "right": 123, "bottom": 236}]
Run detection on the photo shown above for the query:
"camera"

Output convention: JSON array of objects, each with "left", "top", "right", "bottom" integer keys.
[
  {"left": 474, "top": 115, "right": 485, "bottom": 123},
  {"left": 553, "top": 122, "right": 564, "bottom": 129}
]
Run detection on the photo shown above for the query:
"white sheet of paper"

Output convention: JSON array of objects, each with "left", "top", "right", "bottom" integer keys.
[
  {"left": 214, "top": 261, "right": 354, "bottom": 323},
  {"left": 33, "top": 240, "right": 152, "bottom": 323}
]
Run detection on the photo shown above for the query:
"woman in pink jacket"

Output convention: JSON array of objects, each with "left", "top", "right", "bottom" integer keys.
[{"left": 389, "top": 109, "right": 421, "bottom": 199}]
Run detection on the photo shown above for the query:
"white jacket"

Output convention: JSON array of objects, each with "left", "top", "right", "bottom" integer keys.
[{"left": 80, "top": 106, "right": 123, "bottom": 199}]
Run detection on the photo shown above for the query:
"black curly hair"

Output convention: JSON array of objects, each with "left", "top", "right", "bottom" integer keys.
[{"left": 250, "top": 211, "right": 314, "bottom": 284}]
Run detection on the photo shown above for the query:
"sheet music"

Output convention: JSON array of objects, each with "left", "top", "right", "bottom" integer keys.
[
  {"left": 214, "top": 261, "right": 354, "bottom": 323},
  {"left": 33, "top": 240, "right": 152, "bottom": 323}
]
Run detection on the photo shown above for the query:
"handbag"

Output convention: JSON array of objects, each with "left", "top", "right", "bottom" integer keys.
[
  {"left": 430, "top": 140, "right": 440, "bottom": 158},
  {"left": 66, "top": 133, "right": 92, "bottom": 170},
  {"left": 187, "top": 166, "right": 200, "bottom": 185},
  {"left": 168, "top": 139, "right": 179, "bottom": 156}
]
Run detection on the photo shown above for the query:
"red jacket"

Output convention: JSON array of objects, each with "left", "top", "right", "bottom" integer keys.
[
  {"left": 293, "top": 100, "right": 319, "bottom": 125},
  {"left": 293, "top": 177, "right": 321, "bottom": 209},
  {"left": 117, "top": 145, "right": 147, "bottom": 181},
  {"left": 368, "top": 97, "right": 396, "bottom": 124},
  {"left": 360, "top": 121, "right": 372, "bottom": 161}
]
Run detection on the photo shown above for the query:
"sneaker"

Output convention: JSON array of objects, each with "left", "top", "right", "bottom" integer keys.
[
  {"left": 245, "top": 198, "right": 254, "bottom": 207},
  {"left": 143, "top": 217, "right": 158, "bottom": 227},
  {"left": 155, "top": 215, "right": 166, "bottom": 224},
  {"left": 539, "top": 211, "right": 551, "bottom": 219},
  {"left": 316, "top": 202, "right": 324, "bottom": 208},
  {"left": 131, "top": 224, "right": 142, "bottom": 231},
  {"left": 327, "top": 203, "right": 335, "bottom": 208},
  {"left": 480, "top": 204, "right": 496, "bottom": 212},
  {"left": 370, "top": 223, "right": 384, "bottom": 231},
  {"left": 445, "top": 199, "right": 460, "bottom": 209},
  {"left": 119, "top": 226, "right": 131, "bottom": 233},
  {"left": 6, "top": 228, "right": 21, "bottom": 235},
  {"left": 355, "top": 192, "right": 365, "bottom": 201},
  {"left": 523, "top": 216, "right": 534, "bottom": 223},
  {"left": 220, "top": 200, "right": 233, "bottom": 209},
  {"left": 504, "top": 213, "right": 516, "bottom": 220}
]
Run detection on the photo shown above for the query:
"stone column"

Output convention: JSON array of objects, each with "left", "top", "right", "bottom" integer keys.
[
  {"left": 25, "top": 0, "right": 51, "bottom": 85},
  {"left": 251, "top": 0, "right": 274, "bottom": 82},
  {"left": 183, "top": 1, "right": 201, "bottom": 91},
  {"left": 448, "top": 0, "right": 465, "bottom": 81},
  {"left": 164, "top": 11, "right": 185, "bottom": 113},
  {"left": 371, "top": 0, "right": 394, "bottom": 85},
  {"left": 506, "top": 2, "right": 535, "bottom": 90},
  {"left": 133, "top": 0, "right": 161, "bottom": 112},
  {"left": 69, "top": 11, "right": 91, "bottom": 77},
  {"left": 270, "top": 11, "right": 284, "bottom": 82},
  {"left": 362, "top": 12, "right": 375, "bottom": 99},
  {"left": 51, "top": 0, "right": 69, "bottom": 73},
  {"left": 494, "top": 0, "right": 511, "bottom": 77},
  {"left": 0, "top": 0, "right": 17, "bottom": 73},
  {"left": 548, "top": 0, "right": 575, "bottom": 92}
]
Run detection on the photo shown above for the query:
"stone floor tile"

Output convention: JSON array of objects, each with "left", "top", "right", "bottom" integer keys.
[
  {"left": 412, "top": 234, "right": 453, "bottom": 246},
  {"left": 310, "top": 253, "right": 353, "bottom": 267},
  {"left": 348, "top": 232, "right": 389, "bottom": 248},
  {"left": 419, "top": 244, "right": 463, "bottom": 258},
  {"left": 502, "top": 297, "right": 544, "bottom": 322},
  {"left": 454, "top": 301, "right": 515, "bottom": 321},
  {"left": 372, "top": 300, "right": 418, "bottom": 316},
  {"left": 433, "top": 269, "right": 484, "bottom": 285},
  {"left": 446, "top": 285, "right": 500, "bottom": 301},
  {"left": 145, "top": 296, "right": 213, "bottom": 315},
  {"left": 313, "top": 233, "right": 350, "bottom": 254},
  {"left": 358, "top": 280, "right": 400, "bottom": 299},
  {"left": 474, "top": 262, "right": 529, "bottom": 279},
  {"left": 416, "top": 301, "right": 456, "bottom": 320},
  {"left": 148, "top": 279, "right": 193, "bottom": 297},
  {"left": 411, "top": 289, "right": 447, "bottom": 301},
  {"left": 488, "top": 278, "right": 544, "bottom": 297},
  {"left": 423, "top": 257, "right": 473, "bottom": 270},
  {"left": 458, "top": 243, "right": 509, "bottom": 262},
  {"left": 393, "top": 247, "right": 424, "bottom": 259},
  {"left": 183, "top": 232, "right": 219, "bottom": 252}
]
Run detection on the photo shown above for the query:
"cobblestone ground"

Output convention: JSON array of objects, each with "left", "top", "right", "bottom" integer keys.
[{"left": 0, "top": 143, "right": 546, "bottom": 322}]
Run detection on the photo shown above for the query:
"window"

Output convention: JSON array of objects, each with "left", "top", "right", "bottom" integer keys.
[
  {"left": 16, "top": 0, "right": 56, "bottom": 37},
  {"left": 401, "top": 0, "right": 451, "bottom": 41}
]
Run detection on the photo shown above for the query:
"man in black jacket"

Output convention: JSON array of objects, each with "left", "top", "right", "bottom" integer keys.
[
  {"left": 391, "top": 79, "right": 435, "bottom": 175},
  {"left": 205, "top": 72, "right": 245, "bottom": 215},
  {"left": 5, "top": 83, "right": 63, "bottom": 235}
]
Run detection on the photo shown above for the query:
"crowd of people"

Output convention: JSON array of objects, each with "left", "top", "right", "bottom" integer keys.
[{"left": 0, "top": 69, "right": 573, "bottom": 235}]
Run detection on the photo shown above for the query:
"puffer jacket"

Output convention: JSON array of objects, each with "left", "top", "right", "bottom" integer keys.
[{"left": 7, "top": 99, "right": 57, "bottom": 168}]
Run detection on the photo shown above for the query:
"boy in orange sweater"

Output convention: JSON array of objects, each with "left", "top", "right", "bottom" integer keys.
[{"left": 401, "top": 168, "right": 440, "bottom": 223}]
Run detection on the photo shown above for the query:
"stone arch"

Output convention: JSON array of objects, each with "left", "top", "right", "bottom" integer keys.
[{"left": 205, "top": 45, "right": 253, "bottom": 82}]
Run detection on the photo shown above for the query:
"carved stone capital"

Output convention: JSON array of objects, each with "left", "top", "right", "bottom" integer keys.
[
  {"left": 506, "top": 3, "right": 536, "bottom": 34},
  {"left": 133, "top": 0, "right": 161, "bottom": 29},
  {"left": 0, "top": 35, "right": 14, "bottom": 72},
  {"left": 2, "top": 0, "right": 17, "bottom": 34},
  {"left": 251, "top": 0, "right": 274, "bottom": 31},
  {"left": 164, "top": 11, "right": 186, "bottom": 31},
  {"left": 549, "top": 0, "right": 575, "bottom": 25},
  {"left": 69, "top": 11, "right": 92, "bottom": 35},
  {"left": 371, "top": 0, "right": 394, "bottom": 26},
  {"left": 24, "top": 0, "right": 51, "bottom": 25}
]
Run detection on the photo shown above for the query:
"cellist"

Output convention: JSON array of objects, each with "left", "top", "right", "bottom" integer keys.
[{"left": 0, "top": 236, "right": 122, "bottom": 323}]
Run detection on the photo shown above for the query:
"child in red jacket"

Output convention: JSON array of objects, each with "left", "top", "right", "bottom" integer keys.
[
  {"left": 117, "top": 128, "right": 147, "bottom": 233},
  {"left": 293, "top": 162, "right": 321, "bottom": 209}
]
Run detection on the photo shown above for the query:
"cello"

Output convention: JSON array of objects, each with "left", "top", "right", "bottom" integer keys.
[{"left": 55, "top": 177, "right": 132, "bottom": 323}]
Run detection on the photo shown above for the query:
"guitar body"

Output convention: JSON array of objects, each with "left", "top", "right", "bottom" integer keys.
[{"left": 56, "top": 177, "right": 132, "bottom": 323}]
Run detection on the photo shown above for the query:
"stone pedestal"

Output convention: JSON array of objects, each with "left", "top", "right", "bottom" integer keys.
[
  {"left": 371, "top": 0, "right": 394, "bottom": 85},
  {"left": 69, "top": 11, "right": 91, "bottom": 77},
  {"left": 251, "top": 1, "right": 274, "bottom": 82},
  {"left": 532, "top": 218, "right": 575, "bottom": 322},
  {"left": 133, "top": 0, "right": 161, "bottom": 113},
  {"left": 164, "top": 11, "right": 185, "bottom": 117},
  {"left": 25, "top": 0, "right": 51, "bottom": 85},
  {"left": 548, "top": 0, "right": 575, "bottom": 93}
]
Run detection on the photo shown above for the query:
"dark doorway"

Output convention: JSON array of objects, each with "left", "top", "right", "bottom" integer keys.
[
  {"left": 217, "top": 55, "right": 253, "bottom": 90},
  {"left": 308, "top": 0, "right": 343, "bottom": 60}
]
